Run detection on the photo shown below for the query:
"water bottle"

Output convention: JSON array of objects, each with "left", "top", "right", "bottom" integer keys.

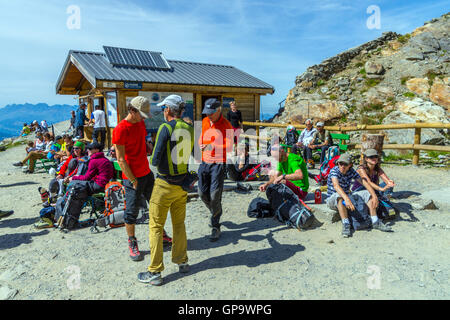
[{"left": 314, "top": 189, "right": 322, "bottom": 204}]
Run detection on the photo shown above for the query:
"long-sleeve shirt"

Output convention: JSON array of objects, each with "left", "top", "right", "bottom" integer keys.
[
  {"left": 72, "top": 152, "right": 114, "bottom": 189},
  {"left": 75, "top": 108, "right": 87, "bottom": 127}
]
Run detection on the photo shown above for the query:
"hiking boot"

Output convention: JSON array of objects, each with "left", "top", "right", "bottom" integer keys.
[
  {"left": 307, "top": 160, "right": 315, "bottom": 169},
  {"left": 13, "top": 162, "right": 23, "bottom": 167},
  {"left": 0, "top": 210, "right": 14, "bottom": 219},
  {"left": 128, "top": 238, "right": 143, "bottom": 261},
  {"left": 34, "top": 217, "right": 54, "bottom": 229},
  {"left": 209, "top": 227, "right": 221, "bottom": 242},
  {"left": 372, "top": 220, "right": 393, "bottom": 232},
  {"left": 341, "top": 223, "right": 351, "bottom": 238},
  {"left": 178, "top": 263, "right": 190, "bottom": 274},
  {"left": 24, "top": 169, "right": 34, "bottom": 174},
  {"left": 137, "top": 271, "right": 163, "bottom": 286}
]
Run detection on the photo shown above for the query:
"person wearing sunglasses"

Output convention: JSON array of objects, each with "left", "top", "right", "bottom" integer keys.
[{"left": 326, "top": 153, "right": 392, "bottom": 238}]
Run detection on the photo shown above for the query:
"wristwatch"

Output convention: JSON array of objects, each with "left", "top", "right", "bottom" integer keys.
[{"left": 282, "top": 174, "right": 286, "bottom": 180}]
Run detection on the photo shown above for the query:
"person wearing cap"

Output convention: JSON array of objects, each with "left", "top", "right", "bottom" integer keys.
[
  {"left": 138, "top": 95, "right": 194, "bottom": 286},
  {"left": 326, "top": 153, "right": 392, "bottom": 238},
  {"left": 307, "top": 122, "right": 333, "bottom": 165},
  {"left": 198, "top": 98, "right": 233, "bottom": 242},
  {"left": 75, "top": 103, "right": 88, "bottom": 139},
  {"left": 112, "top": 96, "right": 155, "bottom": 261},
  {"left": 353, "top": 149, "right": 396, "bottom": 213},
  {"left": 89, "top": 105, "right": 107, "bottom": 150},
  {"left": 296, "top": 119, "right": 317, "bottom": 169},
  {"left": 259, "top": 143, "right": 309, "bottom": 201}
]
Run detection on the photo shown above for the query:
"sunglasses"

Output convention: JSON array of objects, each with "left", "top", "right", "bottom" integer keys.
[
  {"left": 338, "top": 162, "right": 350, "bottom": 167},
  {"left": 73, "top": 147, "right": 81, "bottom": 150},
  {"left": 367, "top": 155, "right": 379, "bottom": 159}
]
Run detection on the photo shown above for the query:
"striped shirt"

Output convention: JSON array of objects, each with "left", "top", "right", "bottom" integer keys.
[{"left": 327, "top": 166, "right": 360, "bottom": 196}]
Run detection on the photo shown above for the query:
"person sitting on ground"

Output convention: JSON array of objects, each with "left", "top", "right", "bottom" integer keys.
[
  {"left": 227, "top": 142, "right": 257, "bottom": 182},
  {"left": 21, "top": 123, "right": 31, "bottom": 137},
  {"left": 259, "top": 144, "right": 309, "bottom": 201},
  {"left": 307, "top": 121, "right": 333, "bottom": 165},
  {"left": 352, "top": 149, "right": 396, "bottom": 206},
  {"left": 326, "top": 153, "right": 392, "bottom": 238},
  {"left": 13, "top": 132, "right": 53, "bottom": 173},
  {"left": 295, "top": 119, "right": 317, "bottom": 169}
]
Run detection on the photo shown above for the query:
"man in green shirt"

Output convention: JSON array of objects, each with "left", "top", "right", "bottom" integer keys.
[{"left": 259, "top": 144, "right": 309, "bottom": 200}]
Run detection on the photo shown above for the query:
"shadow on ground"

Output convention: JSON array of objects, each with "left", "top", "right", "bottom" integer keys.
[
  {"left": 0, "top": 181, "right": 39, "bottom": 188},
  {"left": 163, "top": 231, "right": 305, "bottom": 285},
  {"left": 0, "top": 230, "right": 49, "bottom": 250},
  {"left": 0, "top": 217, "right": 37, "bottom": 229}
]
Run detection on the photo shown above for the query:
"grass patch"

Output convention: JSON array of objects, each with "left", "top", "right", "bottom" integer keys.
[
  {"left": 403, "top": 92, "right": 415, "bottom": 98},
  {"left": 383, "top": 152, "right": 414, "bottom": 162},
  {"left": 425, "top": 71, "right": 438, "bottom": 85},
  {"left": 355, "top": 62, "right": 364, "bottom": 68},
  {"left": 401, "top": 76, "right": 411, "bottom": 85},
  {"left": 426, "top": 151, "right": 448, "bottom": 159},
  {"left": 329, "top": 94, "right": 338, "bottom": 100},
  {"left": 317, "top": 79, "right": 325, "bottom": 87},
  {"left": 365, "top": 78, "right": 381, "bottom": 87},
  {"left": 359, "top": 68, "right": 366, "bottom": 75},
  {"left": 397, "top": 33, "right": 411, "bottom": 44},
  {"left": 387, "top": 96, "right": 396, "bottom": 104}
]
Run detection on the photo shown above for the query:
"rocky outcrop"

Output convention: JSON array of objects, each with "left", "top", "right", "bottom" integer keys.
[{"left": 430, "top": 78, "right": 450, "bottom": 109}]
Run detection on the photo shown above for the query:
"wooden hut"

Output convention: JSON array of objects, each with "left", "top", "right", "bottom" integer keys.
[{"left": 56, "top": 46, "right": 274, "bottom": 146}]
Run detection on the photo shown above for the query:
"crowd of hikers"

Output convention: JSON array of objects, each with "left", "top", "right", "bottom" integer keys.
[{"left": 9, "top": 96, "right": 398, "bottom": 286}]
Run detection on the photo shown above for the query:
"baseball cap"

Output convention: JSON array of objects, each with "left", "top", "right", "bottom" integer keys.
[
  {"left": 86, "top": 142, "right": 102, "bottom": 150},
  {"left": 202, "top": 98, "right": 221, "bottom": 115},
  {"left": 363, "top": 149, "right": 378, "bottom": 157},
  {"left": 337, "top": 153, "right": 352, "bottom": 164},
  {"left": 129, "top": 96, "right": 151, "bottom": 119},
  {"left": 316, "top": 121, "right": 324, "bottom": 127},
  {"left": 157, "top": 94, "right": 185, "bottom": 111}
]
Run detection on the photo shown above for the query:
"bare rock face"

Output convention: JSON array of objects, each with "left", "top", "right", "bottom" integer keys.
[
  {"left": 406, "top": 78, "right": 431, "bottom": 96},
  {"left": 365, "top": 61, "right": 385, "bottom": 75},
  {"left": 430, "top": 78, "right": 450, "bottom": 109},
  {"left": 288, "top": 101, "right": 348, "bottom": 124}
]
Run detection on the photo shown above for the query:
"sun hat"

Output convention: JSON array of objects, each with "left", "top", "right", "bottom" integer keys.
[
  {"left": 316, "top": 121, "right": 324, "bottom": 127},
  {"left": 156, "top": 95, "right": 185, "bottom": 111},
  {"left": 337, "top": 153, "right": 352, "bottom": 164},
  {"left": 129, "top": 96, "right": 151, "bottom": 119},
  {"left": 363, "top": 149, "right": 379, "bottom": 157}
]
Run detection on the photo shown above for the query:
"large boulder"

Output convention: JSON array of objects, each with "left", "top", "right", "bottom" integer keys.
[
  {"left": 288, "top": 101, "right": 348, "bottom": 124},
  {"left": 365, "top": 61, "right": 385, "bottom": 75},
  {"left": 382, "top": 98, "right": 449, "bottom": 145},
  {"left": 429, "top": 78, "right": 450, "bottom": 109}
]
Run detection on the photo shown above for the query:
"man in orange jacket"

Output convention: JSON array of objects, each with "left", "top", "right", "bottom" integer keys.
[{"left": 198, "top": 98, "right": 233, "bottom": 241}]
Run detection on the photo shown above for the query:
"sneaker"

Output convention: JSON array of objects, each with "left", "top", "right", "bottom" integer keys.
[
  {"left": 372, "top": 220, "right": 393, "bottom": 232},
  {"left": 342, "top": 223, "right": 351, "bottom": 238},
  {"left": 13, "top": 162, "right": 23, "bottom": 167},
  {"left": 209, "top": 227, "right": 221, "bottom": 242},
  {"left": 178, "top": 263, "right": 190, "bottom": 273},
  {"left": 137, "top": 271, "right": 163, "bottom": 286},
  {"left": 128, "top": 238, "right": 143, "bottom": 261},
  {"left": 34, "top": 217, "right": 54, "bottom": 229},
  {"left": 23, "top": 169, "right": 34, "bottom": 174},
  {"left": 0, "top": 210, "right": 14, "bottom": 219},
  {"left": 163, "top": 229, "right": 172, "bottom": 245}
]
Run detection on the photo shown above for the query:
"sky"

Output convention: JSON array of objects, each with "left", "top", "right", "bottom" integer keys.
[{"left": 0, "top": 0, "right": 448, "bottom": 115}]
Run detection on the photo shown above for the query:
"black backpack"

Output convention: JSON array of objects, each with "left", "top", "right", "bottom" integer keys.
[
  {"left": 247, "top": 197, "right": 273, "bottom": 218},
  {"left": 284, "top": 129, "right": 299, "bottom": 147},
  {"left": 266, "top": 184, "right": 315, "bottom": 230}
]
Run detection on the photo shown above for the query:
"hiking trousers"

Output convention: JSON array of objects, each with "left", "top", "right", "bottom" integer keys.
[
  {"left": 198, "top": 162, "right": 225, "bottom": 229},
  {"left": 148, "top": 178, "right": 188, "bottom": 273},
  {"left": 22, "top": 151, "right": 46, "bottom": 172},
  {"left": 123, "top": 172, "right": 155, "bottom": 225}
]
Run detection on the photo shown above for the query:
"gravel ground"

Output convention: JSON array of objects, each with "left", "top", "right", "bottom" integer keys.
[{"left": 0, "top": 122, "right": 449, "bottom": 300}]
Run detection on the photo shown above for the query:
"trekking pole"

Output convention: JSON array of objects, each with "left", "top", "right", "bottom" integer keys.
[{"left": 58, "top": 187, "right": 74, "bottom": 232}]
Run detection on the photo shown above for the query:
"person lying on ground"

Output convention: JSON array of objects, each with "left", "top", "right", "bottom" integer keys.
[
  {"left": 259, "top": 144, "right": 309, "bottom": 201},
  {"left": 306, "top": 122, "right": 333, "bottom": 166},
  {"left": 13, "top": 132, "right": 54, "bottom": 173},
  {"left": 295, "top": 119, "right": 317, "bottom": 169},
  {"left": 326, "top": 153, "right": 392, "bottom": 238}
]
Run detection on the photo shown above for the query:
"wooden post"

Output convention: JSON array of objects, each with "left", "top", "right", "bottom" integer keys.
[
  {"left": 413, "top": 120, "right": 422, "bottom": 165},
  {"left": 256, "top": 120, "right": 260, "bottom": 151},
  {"left": 361, "top": 134, "right": 385, "bottom": 165}
]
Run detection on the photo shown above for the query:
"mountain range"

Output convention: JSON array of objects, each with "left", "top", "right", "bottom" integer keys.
[{"left": 0, "top": 103, "right": 77, "bottom": 141}]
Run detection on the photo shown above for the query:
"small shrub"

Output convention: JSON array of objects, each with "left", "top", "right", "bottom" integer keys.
[
  {"left": 401, "top": 76, "right": 410, "bottom": 85},
  {"left": 359, "top": 68, "right": 366, "bottom": 75},
  {"left": 355, "top": 62, "right": 364, "bottom": 68},
  {"left": 365, "top": 78, "right": 381, "bottom": 87},
  {"left": 329, "top": 94, "right": 337, "bottom": 100},
  {"left": 426, "top": 71, "right": 438, "bottom": 85},
  {"left": 317, "top": 79, "right": 325, "bottom": 87},
  {"left": 398, "top": 33, "right": 411, "bottom": 44},
  {"left": 403, "top": 92, "right": 415, "bottom": 98}
]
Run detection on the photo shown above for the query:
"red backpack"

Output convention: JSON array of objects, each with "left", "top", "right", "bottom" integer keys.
[
  {"left": 101, "top": 181, "right": 126, "bottom": 228},
  {"left": 314, "top": 155, "right": 340, "bottom": 185}
]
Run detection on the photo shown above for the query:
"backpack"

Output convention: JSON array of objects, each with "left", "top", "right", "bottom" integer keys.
[
  {"left": 266, "top": 184, "right": 315, "bottom": 230},
  {"left": 247, "top": 197, "right": 273, "bottom": 218},
  {"left": 314, "top": 155, "right": 340, "bottom": 185},
  {"left": 377, "top": 198, "right": 398, "bottom": 220},
  {"left": 284, "top": 128, "right": 299, "bottom": 147},
  {"left": 325, "top": 146, "right": 340, "bottom": 162},
  {"left": 91, "top": 181, "right": 146, "bottom": 232},
  {"left": 343, "top": 197, "right": 372, "bottom": 230}
]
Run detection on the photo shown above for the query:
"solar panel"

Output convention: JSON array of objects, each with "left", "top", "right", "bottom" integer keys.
[
  {"left": 104, "top": 46, "right": 126, "bottom": 66},
  {"left": 103, "top": 46, "right": 170, "bottom": 70}
]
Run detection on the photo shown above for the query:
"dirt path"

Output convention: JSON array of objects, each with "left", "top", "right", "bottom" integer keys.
[{"left": 0, "top": 129, "right": 449, "bottom": 300}]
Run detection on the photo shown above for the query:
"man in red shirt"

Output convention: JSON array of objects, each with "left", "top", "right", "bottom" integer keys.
[
  {"left": 112, "top": 96, "right": 155, "bottom": 261},
  {"left": 198, "top": 98, "right": 233, "bottom": 241}
]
